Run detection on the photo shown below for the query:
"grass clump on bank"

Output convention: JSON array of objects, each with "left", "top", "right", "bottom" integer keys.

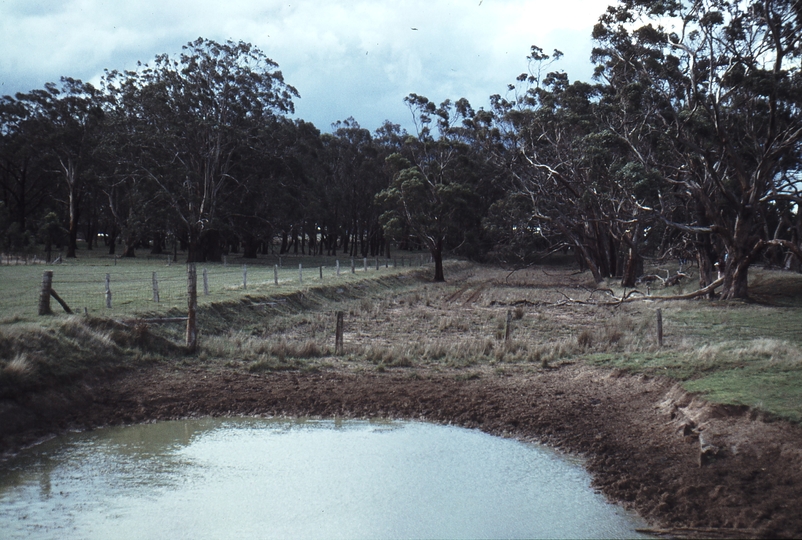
[{"left": 0, "top": 316, "right": 180, "bottom": 397}]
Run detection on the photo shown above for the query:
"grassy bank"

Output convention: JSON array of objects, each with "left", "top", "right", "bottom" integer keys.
[{"left": 2, "top": 255, "right": 802, "bottom": 423}]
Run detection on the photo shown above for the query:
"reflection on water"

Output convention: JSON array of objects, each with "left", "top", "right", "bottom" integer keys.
[{"left": 0, "top": 418, "right": 651, "bottom": 539}]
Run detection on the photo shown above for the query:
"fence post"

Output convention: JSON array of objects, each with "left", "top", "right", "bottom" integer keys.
[
  {"left": 336, "top": 260, "right": 340, "bottom": 276},
  {"left": 274, "top": 264, "right": 279, "bottom": 285},
  {"left": 320, "top": 265, "right": 323, "bottom": 280},
  {"left": 38, "top": 270, "right": 53, "bottom": 315},
  {"left": 376, "top": 257, "right": 380, "bottom": 271},
  {"left": 657, "top": 308, "right": 663, "bottom": 347},
  {"left": 363, "top": 257, "right": 367, "bottom": 272},
  {"left": 152, "top": 272, "right": 160, "bottom": 303},
  {"left": 299, "top": 263, "right": 303, "bottom": 284},
  {"left": 105, "top": 274, "right": 112, "bottom": 309},
  {"left": 243, "top": 265, "right": 247, "bottom": 290},
  {"left": 203, "top": 268, "right": 209, "bottom": 296},
  {"left": 351, "top": 258, "right": 355, "bottom": 274},
  {"left": 186, "top": 263, "right": 198, "bottom": 353},
  {"left": 335, "top": 311, "right": 344, "bottom": 355}
]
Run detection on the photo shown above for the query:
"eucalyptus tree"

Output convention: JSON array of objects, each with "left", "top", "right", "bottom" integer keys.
[
  {"left": 476, "top": 45, "right": 652, "bottom": 285},
  {"left": 106, "top": 38, "right": 299, "bottom": 262},
  {"left": 592, "top": 0, "right": 802, "bottom": 298},
  {"left": 377, "top": 95, "right": 480, "bottom": 281},
  {"left": 324, "top": 118, "right": 390, "bottom": 258},
  {"left": 9, "top": 78, "right": 105, "bottom": 258}
]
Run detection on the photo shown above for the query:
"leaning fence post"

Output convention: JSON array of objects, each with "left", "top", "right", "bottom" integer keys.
[
  {"left": 335, "top": 311, "right": 344, "bottom": 355},
  {"left": 657, "top": 308, "right": 663, "bottom": 347},
  {"left": 152, "top": 272, "right": 160, "bottom": 303},
  {"left": 38, "top": 270, "right": 54, "bottom": 315},
  {"left": 105, "top": 273, "right": 112, "bottom": 309},
  {"left": 186, "top": 263, "right": 198, "bottom": 353},
  {"left": 203, "top": 268, "right": 209, "bottom": 296}
]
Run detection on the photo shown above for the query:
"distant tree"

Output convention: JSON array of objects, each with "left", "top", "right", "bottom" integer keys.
[
  {"left": 377, "top": 95, "right": 478, "bottom": 282},
  {"left": 11, "top": 78, "right": 105, "bottom": 258}
]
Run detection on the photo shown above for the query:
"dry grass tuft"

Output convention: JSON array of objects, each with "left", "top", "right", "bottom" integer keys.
[{"left": 3, "top": 353, "right": 33, "bottom": 378}]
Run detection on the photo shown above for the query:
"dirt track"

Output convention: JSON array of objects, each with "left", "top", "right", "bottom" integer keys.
[{"left": 3, "top": 360, "right": 801, "bottom": 538}]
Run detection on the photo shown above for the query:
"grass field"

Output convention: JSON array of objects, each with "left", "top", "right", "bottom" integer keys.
[
  {"left": 2, "top": 249, "right": 802, "bottom": 423},
  {"left": 0, "top": 245, "right": 428, "bottom": 321}
]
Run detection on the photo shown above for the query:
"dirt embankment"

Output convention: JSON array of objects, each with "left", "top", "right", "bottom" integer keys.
[{"left": 2, "top": 361, "right": 801, "bottom": 538}]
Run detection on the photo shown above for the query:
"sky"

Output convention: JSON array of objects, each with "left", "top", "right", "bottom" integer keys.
[{"left": 0, "top": 0, "right": 614, "bottom": 133}]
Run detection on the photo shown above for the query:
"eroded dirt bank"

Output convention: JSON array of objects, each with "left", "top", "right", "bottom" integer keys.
[{"left": 2, "top": 361, "right": 801, "bottom": 538}]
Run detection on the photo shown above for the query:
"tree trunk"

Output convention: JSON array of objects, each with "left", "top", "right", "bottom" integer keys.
[
  {"left": 67, "top": 191, "right": 79, "bottom": 258},
  {"left": 242, "top": 235, "right": 258, "bottom": 259},
  {"left": 621, "top": 247, "right": 642, "bottom": 287},
  {"left": 432, "top": 238, "right": 445, "bottom": 282}
]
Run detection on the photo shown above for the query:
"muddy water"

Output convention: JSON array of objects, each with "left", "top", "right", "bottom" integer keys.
[{"left": 0, "top": 418, "right": 650, "bottom": 539}]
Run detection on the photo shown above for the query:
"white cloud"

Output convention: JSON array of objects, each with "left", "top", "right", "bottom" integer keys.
[{"left": 0, "top": 0, "right": 614, "bottom": 131}]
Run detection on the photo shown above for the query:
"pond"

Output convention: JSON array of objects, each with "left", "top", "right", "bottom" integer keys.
[{"left": 0, "top": 418, "right": 651, "bottom": 539}]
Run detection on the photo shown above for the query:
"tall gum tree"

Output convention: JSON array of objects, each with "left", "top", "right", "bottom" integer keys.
[
  {"left": 592, "top": 0, "right": 802, "bottom": 299},
  {"left": 377, "top": 95, "right": 478, "bottom": 282},
  {"left": 106, "top": 38, "right": 298, "bottom": 262}
]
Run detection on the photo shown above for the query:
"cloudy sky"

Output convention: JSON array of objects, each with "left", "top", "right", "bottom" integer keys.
[{"left": 0, "top": 0, "right": 614, "bottom": 133}]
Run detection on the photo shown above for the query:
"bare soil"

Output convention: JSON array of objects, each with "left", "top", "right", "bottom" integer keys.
[{"left": 2, "top": 360, "right": 801, "bottom": 538}]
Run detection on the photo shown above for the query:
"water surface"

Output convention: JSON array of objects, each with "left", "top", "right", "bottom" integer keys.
[{"left": 0, "top": 418, "right": 650, "bottom": 539}]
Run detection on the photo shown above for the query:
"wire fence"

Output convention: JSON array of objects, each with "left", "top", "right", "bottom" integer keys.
[{"left": 0, "top": 252, "right": 431, "bottom": 320}]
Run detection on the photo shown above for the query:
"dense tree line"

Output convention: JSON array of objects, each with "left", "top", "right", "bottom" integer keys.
[{"left": 1, "top": 0, "right": 801, "bottom": 297}]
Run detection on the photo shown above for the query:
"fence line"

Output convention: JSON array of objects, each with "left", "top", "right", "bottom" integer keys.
[{"left": 1, "top": 254, "right": 431, "bottom": 318}]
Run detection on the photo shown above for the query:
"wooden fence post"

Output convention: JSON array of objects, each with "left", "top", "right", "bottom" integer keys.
[
  {"left": 274, "top": 264, "right": 279, "bottom": 285},
  {"left": 351, "top": 258, "right": 355, "bottom": 274},
  {"left": 38, "top": 270, "right": 53, "bottom": 315},
  {"left": 320, "top": 265, "right": 323, "bottom": 280},
  {"left": 105, "top": 274, "right": 112, "bottom": 309},
  {"left": 376, "top": 257, "right": 380, "bottom": 271},
  {"left": 363, "top": 257, "right": 367, "bottom": 272},
  {"left": 336, "top": 260, "right": 340, "bottom": 276},
  {"left": 152, "top": 272, "right": 160, "bottom": 303},
  {"left": 657, "top": 308, "right": 663, "bottom": 347},
  {"left": 335, "top": 311, "right": 344, "bottom": 355},
  {"left": 203, "top": 268, "right": 209, "bottom": 296},
  {"left": 299, "top": 263, "right": 303, "bottom": 284},
  {"left": 243, "top": 265, "right": 247, "bottom": 290},
  {"left": 186, "top": 263, "right": 198, "bottom": 353}
]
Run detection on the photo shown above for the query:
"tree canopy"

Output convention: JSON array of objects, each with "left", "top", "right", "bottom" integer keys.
[{"left": 2, "top": 3, "right": 801, "bottom": 293}]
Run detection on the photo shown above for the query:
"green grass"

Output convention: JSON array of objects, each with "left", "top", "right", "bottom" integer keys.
[{"left": 0, "top": 243, "right": 428, "bottom": 321}]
